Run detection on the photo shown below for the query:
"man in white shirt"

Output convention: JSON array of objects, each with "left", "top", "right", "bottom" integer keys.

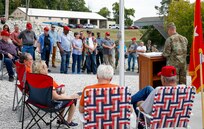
[
  {"left": 57, "top": 26, "right": 73, "bottom": 74},
  {"left": 137, "top": 41, "right": 146, "bottom": 73},
  {"left": 131, "top": 66, "right": 178, "bottom": 114},
  {"left": 84, "top": 31, "right": 97, "bottom": 74}
]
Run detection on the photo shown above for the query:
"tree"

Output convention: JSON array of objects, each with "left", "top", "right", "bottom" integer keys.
[
  {"left": 155, "top": 0, "right": 171, "bottom": 16},
  {"left": 0, "top": 0, "right": 5, "bottom": 16},
  {"left": 98, "top": 7, "right": 110, "bottom": 18},
  {"left": 67, "top": 0, "right": 90, "bottom": 12},
  {"left": 112, "top": 2, "right": 135, "bottom": 26}
]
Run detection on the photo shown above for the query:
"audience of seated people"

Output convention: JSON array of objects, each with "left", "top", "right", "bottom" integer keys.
[
  {"left": 32, "top": 60, "right": 79, "bottom": 127},
  {"left": 0, "top": 30, "right": 20, "bottom": 82},
  {"left": 79, "top": 64, "right": 117, "bottom": 113}
]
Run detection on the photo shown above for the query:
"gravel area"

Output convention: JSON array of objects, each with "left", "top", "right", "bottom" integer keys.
[{"left": 0, "top": 74, "right": 202, "bottom": 129}]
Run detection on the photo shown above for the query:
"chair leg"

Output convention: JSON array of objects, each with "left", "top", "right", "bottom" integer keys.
[
  {"left": 136, "top": 111, "right": 140, "bottom": 128},
  {"left": 21, "top": 92, "right": 26, "bottom": 129},
  {"left": 50, "top": 113, "right": 52, "bottom": 129},
  {"left": 144, "top": 117, "right": 148, "bottom": 129},
  {"left": 12, "top": 85, "right": 18, "bottom": 111}
]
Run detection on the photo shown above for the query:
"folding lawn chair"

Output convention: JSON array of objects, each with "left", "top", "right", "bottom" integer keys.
[
  {"left": 12, "top": 60, "right": 27, "bottom": 121},
  {"left": 22, "top": 73, "right": 76, "bottom": 129},
  {"left": 83, "top": 86, "right": 132, "bottom": 129},
  {"left": 0, "top": 51, "right": 6, "bottom": 80},
  {"left": 136, "top": 86, "right": 196, "bottom": 129}
]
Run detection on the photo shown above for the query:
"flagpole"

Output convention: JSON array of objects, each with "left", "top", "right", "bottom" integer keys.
[
  {"left": 119, "top": 0, "right": 125, "bottom": 86},
  {"left": 199, "top": 50, "right": 204, "bottom": 129}
]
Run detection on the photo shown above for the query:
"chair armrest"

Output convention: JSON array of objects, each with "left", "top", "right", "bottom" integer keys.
[{"left": 136, "top": 107, "right": 153, "bottom": 119}]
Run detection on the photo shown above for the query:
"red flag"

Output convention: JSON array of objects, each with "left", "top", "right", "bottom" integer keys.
[{"left": 189, "top": 0, "right": 204, "bottom": 92}]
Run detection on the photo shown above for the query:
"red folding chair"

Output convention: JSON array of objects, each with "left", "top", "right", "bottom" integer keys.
[
  {"left": 22, "top": 73, "right": 76, "bottom": 129},
  {"left": 12, "top": 60, "right": 27, "bottom": 122},
  {"left": 136, "top": 86, "right": 196, "bottom": 129},
  {"left": 83, "top": 87, "right": 132, "bottom": 129}
]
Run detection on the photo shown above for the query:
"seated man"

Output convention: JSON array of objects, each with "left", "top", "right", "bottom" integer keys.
[
  {"left": 131, "top": 66, "right": 178, "bottom": 114},
  {"left": 0, "top": 30, "right": 20, "bottom": 82},
  {"left": 19, "top": 52, "right": 33, "bottom": 73},
  {"left": 32, "top": 60, "right": 79, "bottom": 127},
  {"left": 79, "top": 64, "right": 117, "bottom": 113}
]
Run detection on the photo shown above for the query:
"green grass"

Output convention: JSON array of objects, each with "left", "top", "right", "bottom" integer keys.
[{"left": 71, "top": 29, "right": 143, "bottom": 45}]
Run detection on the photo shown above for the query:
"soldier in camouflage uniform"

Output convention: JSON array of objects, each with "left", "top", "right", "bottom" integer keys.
[{"left": 162, "top": 22, "right": 188, "bottom": 84}]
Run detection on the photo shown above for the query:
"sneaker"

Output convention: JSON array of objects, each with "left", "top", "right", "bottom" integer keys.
[
  {"left": 126, "top": 69, "right": 130, "bottom": 71},
  {"left": 57, "top": 120, "right": 78, "bottom": 127},
  {"left": 9, "top": 76, "right": 14, "bottom": 82}
]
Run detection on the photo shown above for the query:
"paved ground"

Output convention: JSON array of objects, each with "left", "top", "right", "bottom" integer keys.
[{"left": 0, "top": 64, "right": 203, "bottom": 129}]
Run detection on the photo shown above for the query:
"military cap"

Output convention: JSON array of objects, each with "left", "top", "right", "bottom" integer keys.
[{"left": 167, "top": 22, "right": 176, "bottom": 28}]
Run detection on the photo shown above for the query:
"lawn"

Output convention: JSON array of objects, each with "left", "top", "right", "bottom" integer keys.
[{"left": 71, "top": 28, "right": 144, "bottom": 45}]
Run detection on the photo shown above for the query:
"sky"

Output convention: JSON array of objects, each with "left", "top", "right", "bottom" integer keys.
[{"left": 85, "top": 0, "right": 196, "bottom": 20}]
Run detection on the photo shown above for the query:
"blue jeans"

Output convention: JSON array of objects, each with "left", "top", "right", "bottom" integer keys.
[
  {"left": 22, "top": 45, "right": 34, "bottom": 59},
  {"left": 86, "top": 53, "right": 97, "bottom": 74},
  {"left": 72, "top": 54, "right": 82, "bottom": 74},
  {"left": 41, "top": 47, "right": 51, "bottom": 67},
  {"left": 4, "top": 57, "right": 17, "bottom": 77},
  {"left": 60, "top": 51, "right": 71, "bottom": 74},
  {"left": 131, "top": 86, "right": 154, "bottom": 114},
  {"left": 128, "top": 54, "right": 136, "bottom": 70}
]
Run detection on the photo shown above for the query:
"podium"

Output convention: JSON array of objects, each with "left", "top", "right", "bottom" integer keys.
[{"left": 138, "top": 53, "right": 166, "bottom": 90}]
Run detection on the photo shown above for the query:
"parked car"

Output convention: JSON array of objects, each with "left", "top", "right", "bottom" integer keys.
[
  {"left": 83, "top": 24, "right": 94, "bottom": 29},
  {"left": 68, "top": 24, "right": 76, "bottom": 28},
  {"left": 110, "top": 24, "right": 119, "bottom": 29},
  {"left": 132, "top": 26, "right": 139, "bottom": 29},
  {"left": 76, "top": 24, "right": 83, "bottom": 28}
]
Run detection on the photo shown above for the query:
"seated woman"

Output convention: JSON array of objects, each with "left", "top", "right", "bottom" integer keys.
[
  {"left": 32, "top": 60, "right": 79, "bottom": 127},
  {"left": 19, "top": 52, "right": 33, "bottom": 73}
]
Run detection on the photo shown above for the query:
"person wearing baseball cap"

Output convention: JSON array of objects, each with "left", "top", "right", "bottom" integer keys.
[
  {"left": 127, "top": 37, "right": 137, "bottom": 72},
  {"left": 57, "top": 26, "right": 73, "bottom": 74},
  {"left": 0, "top": 30, "right": 20, "bottom": 82},
  {"left": 131, "top": 66, "right": 178, "bottom": 115},
  {"left": 49, "top": 24, "right": 59, "bottom": 68},
  {"left": 18, "top": 22, "right": 37, "bottom": 60},
  {"left": 37, "top": 27, "right": 54, "bottom": 72},
  {"left": 102, "top": 32, "right": 115, "bottom": 68}
]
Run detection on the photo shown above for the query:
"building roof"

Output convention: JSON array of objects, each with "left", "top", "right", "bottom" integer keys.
[
  {"left": 17, "top": 7, "right": 107, "bottom": 20},
  {"left": 134, "top": 16, "right": 164, "bottom": 27},
  {"left": 135, "top": 17, "right": 164, "bottom": 23}
]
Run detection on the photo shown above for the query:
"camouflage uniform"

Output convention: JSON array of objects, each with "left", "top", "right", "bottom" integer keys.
[{"left": 162, "top": 32, "right": 188, "bottom": 84}]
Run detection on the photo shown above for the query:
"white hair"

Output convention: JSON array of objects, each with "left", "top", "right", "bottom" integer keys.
[
  {"left": 97, "top": 65, "right": 114, "bottom": 80},
  {"left": 161, "top": 75, "right": 177, "bottom": 84}
]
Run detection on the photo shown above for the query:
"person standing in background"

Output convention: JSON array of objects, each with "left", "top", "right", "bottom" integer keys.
[
  {"left": 96, "top": 32, "right": 103, "bottom": 67},
  {"left": 102, "top": 32, "right": 115, "bottom": 68},
  {"left": 18, "top": 22, "right": 37, "bottom": 60},
  {"left": 137, "top": 41, "right": 147, "bottom": 73},
  {"left": 146, "top": 40, "right": 152, "bottom": 52},
  {"left": 72, "top": 32, "right": 83, "bottom": 74},
  {"left": 37, "top": 27, "right": 54, "bottom": 72},
  {"left": 127, "top": 37, "right": 138, "bottom": 72},
  {"left": 84, "top": 31, "right": 97, "bottom": 74},
  {"left": 57, "top": 26, "right": 73, "bottom": 74},
  {"left": 11, "top": 24, "right": 22, "bottom": 51},
  {"left": 49, "top": 24, "right": 59, "bottom": 68},
  {"left": 162, "top": 22, "right": 188, "bottom": 84}
]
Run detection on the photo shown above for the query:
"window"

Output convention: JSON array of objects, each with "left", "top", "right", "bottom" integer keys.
[
  {"left": 35, "top": 16, "right": 38, "bottom": 19},
  {"left": 49, "top": 17, "right": 52, "bottom": 20}
]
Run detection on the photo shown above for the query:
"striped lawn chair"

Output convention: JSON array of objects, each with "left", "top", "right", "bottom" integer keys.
[
  {"left": 137, "top": 86, "right": 196, "bottom": 129},
  {"left": 84, "top": 87, "right": 131, "bottom": 129}
]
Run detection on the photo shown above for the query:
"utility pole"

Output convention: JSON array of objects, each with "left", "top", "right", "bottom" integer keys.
[
  {"left": 5, "top": 0, "right": 9, "bottom": 20},
  {"left": 25, "top": 0, "right": 30, "bottom": 21},
  {"left": 119, "top": 0, "right": 125, "bottom": 86}
]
